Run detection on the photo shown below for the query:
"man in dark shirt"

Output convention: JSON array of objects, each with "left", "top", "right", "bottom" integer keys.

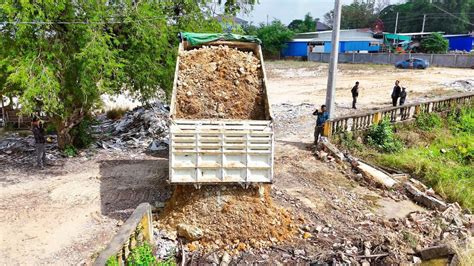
[
  {"left": 313, "top": 105, "right": 329, "bottom": 145},
  {"left": 32, "top": 117, "right": 47, "bottom": 169},
  {"left": 399, "top": 87, "right": 407, "bottom": 105},
  {"left": 351, "top": 81, "right": 359, "bottom": 109},
  {"left": 391, "top": 80, "right": 401, "bottom": 106}
]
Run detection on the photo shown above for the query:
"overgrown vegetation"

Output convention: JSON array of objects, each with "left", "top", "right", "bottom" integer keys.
[
  {"left": 415, "top": 112, "right": 442, "bottom": 131},
  {"left": 106, "top": 107, "right": 129, "bottom": 120},
  {"left": 420, "top": 33, "right": 449, "bottom": 54},
  {"left": 366, "top": 119, "right": 403, "bottom": 153},
  {"left": 63, "top": 145, "right": 77, "bottom": 157},
  {"left": 70, "top": 116, "right": 97, "bottom": 149},
  {"left": 106, "top": 243, "right": 176, "bottom": 266},
  {"left": 127, "top": 243, "right": 157, "bottom": 266},
  {"left": 338, "top": 108, "right": 473, "bottom": 211}
]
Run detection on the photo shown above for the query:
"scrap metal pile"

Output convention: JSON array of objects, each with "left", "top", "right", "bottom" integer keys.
[
  {"left": 95, "top": 102, "right": 170, "bottom": 152},
  {"left": 0, "top": 133, "right": 60, "bottom": 168}
]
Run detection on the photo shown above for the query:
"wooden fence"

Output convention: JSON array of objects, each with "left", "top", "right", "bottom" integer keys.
[
  {"left": 324, "top": 92, "right": 474, "bottom": 137},
  {"left": 94, "top": 203, "right": 154, "bottom": 266}
]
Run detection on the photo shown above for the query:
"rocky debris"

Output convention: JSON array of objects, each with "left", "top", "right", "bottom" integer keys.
[
  {"left": 444, "top": 79, "right": 474, "bottom": 92},
  {"left": 418, "top": 244, "right": 454, "bottom": 260},
  {"left": 94, "top": 102, "right": 169, "bottom": 152},
  {"left": 220, "top": 251, "right": 232, "bottom": 266},
  {"left": 156, "top": 185, "right": 297, "bottom": 254},
  {"left": 153, "top": 228, "right": 177, "bottom": 260},
  {"left": 272, "top": 103, "right": 316, "bottom": 137},
  {"left": 177, "top": 224, "right": 203, "bottom": 241},
  {"left": 175, "top": 45, "right": 266, "bottom": 120},
  {"left": 405, "top": 182, "right": 448, "bottom": 211},
  {"left": 356, "top": 161, "right": 398, "bottom": 188},
  {"left": 320, "top": 140, "right": 345, "bottom": 162}
]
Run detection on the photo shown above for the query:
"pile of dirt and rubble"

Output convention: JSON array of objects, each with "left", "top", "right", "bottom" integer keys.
[
  {"left": 156, "top": 185, "right": 297, "bottom": 254},
  {"left": 94, "top": 101, "right": 169, "bottom": 152},
  {"left": 444, "top": 79, "right": 474, "bottom": 92},
  {"left": 175, "top": 45, "right": 266, "bottom": 120}
]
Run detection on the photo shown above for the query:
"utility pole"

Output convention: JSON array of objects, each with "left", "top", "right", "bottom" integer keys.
[
  {"left": 394, "top": 12, "right": 399, "bottom": 34},
  {"left": 421, "top": 14, "right": 426, "bottom": 32},
  {"left": 266, "top": 14, "right": 269, "bottom": 26},
  {"left": 1, "top": 94, "right": 4, "bottom": 128},
  {"left": 325, "top": 0, "right": 342, "bottom": 119}
]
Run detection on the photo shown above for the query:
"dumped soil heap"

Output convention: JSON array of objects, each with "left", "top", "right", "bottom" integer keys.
[
  {"left": 175, "top": 45, "right": 266, "bottom": 120},
  {"left": 157, "top": 185, "right": 296, "bottom": 253}
]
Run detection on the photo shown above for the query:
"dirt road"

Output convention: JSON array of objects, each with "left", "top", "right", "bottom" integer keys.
[
  {"left": 1, "top": 62, "right": 472, "bottom": 264},
  {"left": 266, "top": 61, "right": 474, "bottom": 116},
  {"left": 0, "top": 153, "right": 170, "bottom": 264}
]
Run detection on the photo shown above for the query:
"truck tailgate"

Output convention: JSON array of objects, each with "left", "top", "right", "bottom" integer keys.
[{"left": 169, "top": 120, "right": 273, "bottom": 184}]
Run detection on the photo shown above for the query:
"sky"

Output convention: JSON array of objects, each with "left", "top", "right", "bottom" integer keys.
[{"left": 240, "top": 0, "right": 399, "bottom": 26}]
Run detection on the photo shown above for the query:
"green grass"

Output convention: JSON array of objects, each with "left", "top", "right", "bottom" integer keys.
[
  {"left": 339, "top": 108, "right": 474, "bottom": 211},
  {"left": 374, "top": 131, "right": 473, "bottom": 211}
]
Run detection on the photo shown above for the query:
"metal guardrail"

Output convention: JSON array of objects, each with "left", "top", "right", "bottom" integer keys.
[
  {"left": 324, "top": 92, "right": 474, "bottom": 137},
  {"left": 94, "top": 203, "right": 153, "bottom": 266}
]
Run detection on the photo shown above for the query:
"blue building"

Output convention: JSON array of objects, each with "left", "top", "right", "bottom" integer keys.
[
  {"left": 282, "top": 29, "right": 382, "bottom": 57},
  {"left": 282, "top": 40, "right": 312, "bottom": 57},
  {"left": 444, "top": 34, "right": 473, "bottom": 52}
]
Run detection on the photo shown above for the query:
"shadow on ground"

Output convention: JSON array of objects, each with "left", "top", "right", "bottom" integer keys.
[
  {"left": 277, "top": 140, "right": 313, "bottom": 152},
  {"left": 99, "top": 158, "right": 171, "bottom": 220}
]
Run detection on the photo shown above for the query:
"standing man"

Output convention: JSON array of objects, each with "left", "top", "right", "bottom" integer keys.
[
  {"left": 32, "top": 117, "right": 47, "bottom": 169},
  {"left": 313, "top": 105, "right": 329, "bottom": 145},
  {"left": 391, "top": 80, "right": 401, "bottom": 106},
  {"left": 351, "top": 81, "right": 359, "bottom": 109},
  {"left": 399, "top": 87, "right": 407, "bottom": 105}
]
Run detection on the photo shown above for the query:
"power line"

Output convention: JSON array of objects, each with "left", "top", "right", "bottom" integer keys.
[{"left": 428, "top": 1, "right": 474, "bottom": 26}]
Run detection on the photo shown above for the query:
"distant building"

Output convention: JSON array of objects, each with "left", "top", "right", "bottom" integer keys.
[
  {"left": 214, "top": 14, "right": 248, "bottom": 26},
  {"left": 282, "top": 29, "right": 382, "bottom": 57},
  {"left": 214, "top": 14, "right": 249, "bottom": 33},
  {"left": 443, "top": 34, "right": 473, "bottom": 52},
  {"left": 316, "top": 20, "right": 331, "bottom": 31}
]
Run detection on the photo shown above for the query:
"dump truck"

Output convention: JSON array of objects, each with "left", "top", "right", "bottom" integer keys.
[{"left": 169, "top": 32, "right": 273, "bottom": 185}]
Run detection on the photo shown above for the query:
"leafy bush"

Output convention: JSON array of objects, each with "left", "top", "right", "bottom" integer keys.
[
  {"left": 63, "top": 145, "right": 77, "bottom": 157},
  {"left": 339, "top": 131, "right": 363, "bottom": 151},
  {"left": 70, "top": 116, "right": 96, "bottom": 148},
  {"left": 416, "top": 112, "right": 442, "bottom": 131},
  {"left": 45, "top": 123, "right": 57, "bottom": 134},
  {"left": 127, "top": 243, "right": 157, "bottom": 266},
  {"left": 256, "top": 20, "right": 294, "bottom": 57},
  {"left": 366, "top": 119, "right": 403, "bottom": 153},
  {"left": 420, "top": 33, "right": 448, "bottom": 54},
  {"left": 106, "top": 256, "right": 119, "bottom": 266},
  {"left": 106, "top": 107, "right": 128, "bottom": 120},
  {"left": 448, "top": 108, "right": 474, "bottom": 134}
]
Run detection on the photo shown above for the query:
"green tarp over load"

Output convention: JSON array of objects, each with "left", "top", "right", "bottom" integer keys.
[{"left": 180, "top": 32, "right": 261, "bottom": 46}]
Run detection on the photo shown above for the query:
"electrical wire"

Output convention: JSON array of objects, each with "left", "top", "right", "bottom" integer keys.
[{"left": 428, "top": 2, "right": 474, "bottom": 26}]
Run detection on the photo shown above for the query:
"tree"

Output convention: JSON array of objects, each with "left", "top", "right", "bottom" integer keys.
[
  {"left": 256, "top": 20, "right": 295, "bottom": 57},
  {"left": 288, "top": 13, "right": 317, "bottom": 33},
  {"left": 324, "top": 0, "right": 377, "bottom": 29},
  {"left": 379, "top": 0, "right": 473, "bottom": 34},
  {"left": 0, "top": 0, "right": 254, "bottom": 149},
  {"left": 421, "top": 33, "right": 449, "bottom": 53}
]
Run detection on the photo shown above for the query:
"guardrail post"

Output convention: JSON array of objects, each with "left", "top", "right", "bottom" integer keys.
[
  {"left": 372, "top": 112, "right": 382, "bottom": 124},
  {"left": 140, "top": 205, "right": 153, "bottom": 243},
  {"left": 323, "top": 121, "right": 332, "bottom": 137},
  {"left": 414, "top": 105, "right": 421, "bottom": 116}
]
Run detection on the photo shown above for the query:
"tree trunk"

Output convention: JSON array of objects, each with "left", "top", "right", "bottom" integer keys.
[
  {"left": 57, "top": 124, "right": 73, "bottom": 149},
  {"left": 54, "top": 109, "right": 85, "bottom": 150}
]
